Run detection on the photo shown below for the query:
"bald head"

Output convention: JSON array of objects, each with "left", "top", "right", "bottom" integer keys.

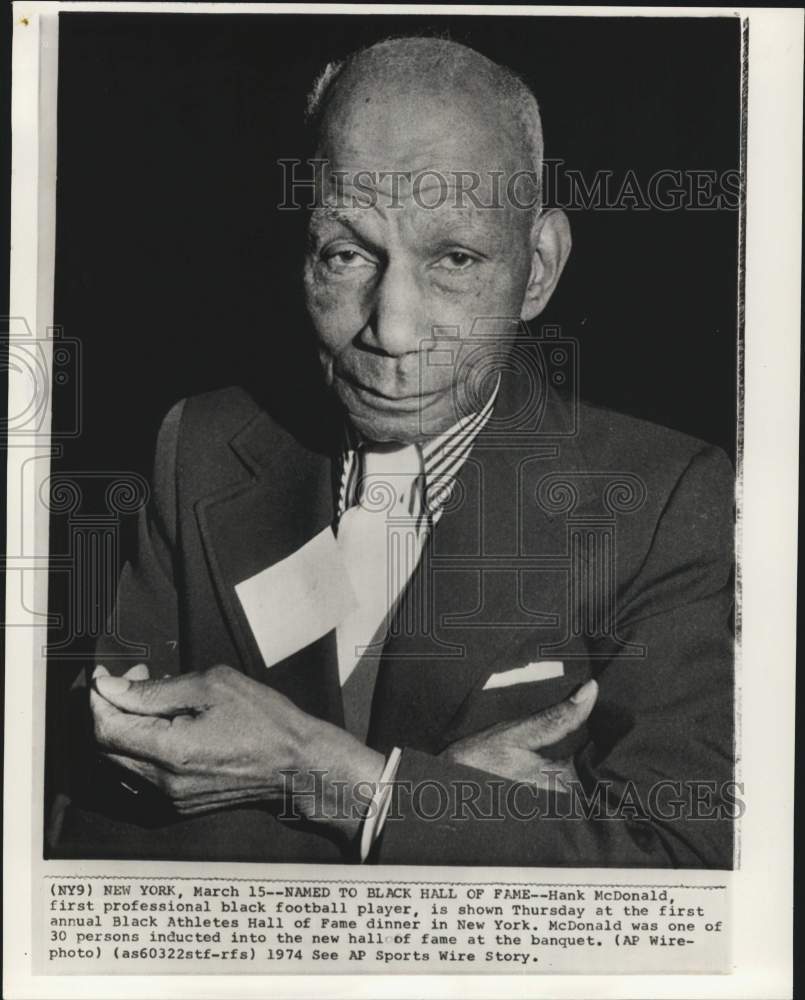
[{"left": 307, "top": 36, "right": 544, "bottom": 198}]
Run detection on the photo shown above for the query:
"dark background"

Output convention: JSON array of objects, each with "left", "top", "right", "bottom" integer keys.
[
  {"left": 45, "top": 12, "right": 742, "bottom": 810},
  {"left": 52, "top": 12, "right": 742, "bottom": 479}
]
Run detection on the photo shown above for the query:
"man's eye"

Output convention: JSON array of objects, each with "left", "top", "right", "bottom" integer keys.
[
  {"left": 437, "top": 251, "right": 477, "bottom": 271},
  {"left": 322, "top": 247, "right": 375, "bottom": 270}
]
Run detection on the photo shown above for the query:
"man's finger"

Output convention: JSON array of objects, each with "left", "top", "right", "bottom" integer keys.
[
  {"left": 179, "top": 783, "right": 279, "bottom": 805},
  {"left": 508, "top": 679, "right": 598, "bottom": 750},
  {"left": 124, "top": 663, "right": 150, "bottom": 681},
  {"left": 177, "top": 787, "right": 271, "bottom": 809},
  {"left": 94, "top": 664, "right": 149, "bottom": 681},
  {"left": 178, "top": 798, "right": 260, "bottom": 816},
  {"left": 93, "top": 672, "right": 209, "bottom": 718},
  {"left": 90, "top": 686, "right": 180, "bottom": 760},
  {"left": 102, "top": 752, "right": 160, "bottom": 787},
  {"left": 176, "top": 786, "right": 283, "bottom": 815}
]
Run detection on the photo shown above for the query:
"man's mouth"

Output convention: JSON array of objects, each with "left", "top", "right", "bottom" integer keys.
[{"left": 335, "top": 369, "right": 444, "bottom": 411}]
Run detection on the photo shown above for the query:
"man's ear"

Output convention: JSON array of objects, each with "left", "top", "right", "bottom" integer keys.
[{"left": 520, "top": 208, "right": 572, "bottom": 322}]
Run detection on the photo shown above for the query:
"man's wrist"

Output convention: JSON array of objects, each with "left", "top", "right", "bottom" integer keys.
[{"left": 296, "top": 718, "right": 385, "bottom": 839}]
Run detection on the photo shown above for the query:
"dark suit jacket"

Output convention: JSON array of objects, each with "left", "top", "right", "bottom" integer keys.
[{"left": 53, "top": 370, "right": 735, "bottom": 867}]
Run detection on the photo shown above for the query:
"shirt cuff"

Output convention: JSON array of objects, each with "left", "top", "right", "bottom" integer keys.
[{"left": 359, "top": 746, "right": 403, "bottom": 863}]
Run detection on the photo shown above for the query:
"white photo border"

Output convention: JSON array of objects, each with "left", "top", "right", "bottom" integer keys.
[{"left": 4, "top": 4, "right": 801, "bottom": 999}]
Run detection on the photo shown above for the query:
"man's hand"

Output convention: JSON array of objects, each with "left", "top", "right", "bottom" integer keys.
[
  {"left": 90, "top": 664, "right": 384, "bottom": 839},
  {"left": 439, "top": 679, "right": 598, "bottom": 791}
]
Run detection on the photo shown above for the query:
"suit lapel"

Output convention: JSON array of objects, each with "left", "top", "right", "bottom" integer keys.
[
  {"left": 195, "top": 410, "right": 344, "bottom": 727},
  {"left": 367, "top": 370, "right": 593, "bottom": 755},
  {"left": 190, "top": 371, "right": 599, "bottom": 744}
]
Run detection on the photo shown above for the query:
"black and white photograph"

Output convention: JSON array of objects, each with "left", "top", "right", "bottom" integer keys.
[
  {"left": 43, "top": 10, "right": 741, "bottom": 868},
  {"left": 3, "top": 3, "right": 800, "bottom": 995}
]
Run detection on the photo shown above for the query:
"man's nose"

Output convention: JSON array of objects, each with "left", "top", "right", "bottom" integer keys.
[{"left": 361, "top": 260, "right": 423, "bottom": 356}]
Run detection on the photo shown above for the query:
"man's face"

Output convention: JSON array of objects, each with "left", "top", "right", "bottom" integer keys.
[{"left": 303, "top": 87, "right": 540, "bottom": 443}]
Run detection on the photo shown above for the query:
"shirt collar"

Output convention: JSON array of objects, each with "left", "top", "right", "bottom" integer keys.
[{"left": 336, "top": 376, "right": 500, "bottom": 528}]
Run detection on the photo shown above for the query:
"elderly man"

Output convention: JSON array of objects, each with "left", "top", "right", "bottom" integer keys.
[{"left": 54, "top": 37, "right": 734, "bottom": 867}]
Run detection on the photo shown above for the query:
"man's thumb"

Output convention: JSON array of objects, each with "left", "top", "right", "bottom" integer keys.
[
  {"left": 93, "top": 675, "right": 131, "bottom": 698},
  {"left": 570, "top": 678, "right": 598, "bottom": 707},
  {"left": 518, "top": 679, "right": 598, "bottom": 750},
  {"left": 94, "top": 673, "right": 200, "bottom": 717}
]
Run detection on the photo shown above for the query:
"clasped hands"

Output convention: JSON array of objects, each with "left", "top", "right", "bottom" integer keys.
[{"left": 91, "top": 664, "right": 597, "bottom": 835}]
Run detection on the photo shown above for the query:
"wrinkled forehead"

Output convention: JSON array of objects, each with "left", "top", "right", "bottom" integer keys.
[
  {"left": 312, "top": 114, "right": 537, "bottom": 224},
  {"left": 308, "top": 172, "right": 539, "bottom": 238}
]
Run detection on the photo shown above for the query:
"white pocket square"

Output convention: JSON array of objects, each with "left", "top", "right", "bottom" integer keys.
[{"left": 482, "top": 660, "right": 564, "bottom": 690}]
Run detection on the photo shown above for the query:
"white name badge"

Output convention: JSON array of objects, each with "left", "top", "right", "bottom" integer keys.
[{"left": 235, "top": 526, "right": 358, "bottom": 669}]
